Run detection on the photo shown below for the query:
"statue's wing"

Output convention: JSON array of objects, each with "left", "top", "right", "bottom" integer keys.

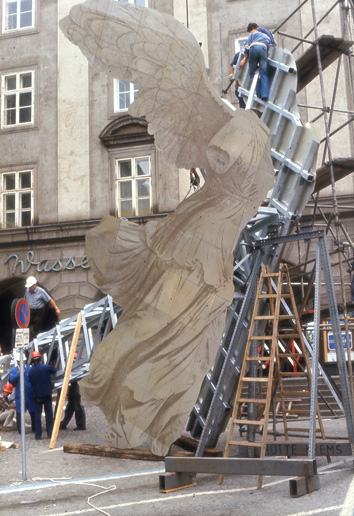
[{"left": 60, "top": 0, "right": 233, "bottom": 169}]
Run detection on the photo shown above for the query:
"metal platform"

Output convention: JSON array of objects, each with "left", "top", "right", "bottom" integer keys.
[{"left": 0, "top": 295, "right": 122, "bottom": 390}]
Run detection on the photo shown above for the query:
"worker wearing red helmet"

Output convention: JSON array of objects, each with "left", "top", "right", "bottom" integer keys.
[
  {"left": 0, "top": 382, "right": 15, "bottom": 431},
  {"left": 28, "top": 351, "right": 57, "bottom": 440}
]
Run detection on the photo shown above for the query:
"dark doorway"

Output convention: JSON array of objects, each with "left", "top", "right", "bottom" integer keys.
[
  {"left": 0, "top": 277, "right": 58, "bottom": 353},
  {"left": 0, "top": 277, "right": 24, "bottom": 354}
]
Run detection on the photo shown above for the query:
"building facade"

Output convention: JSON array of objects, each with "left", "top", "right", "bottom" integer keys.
[
  {"left": 0, "top": 0, "right": 353, "bottom": 353},
  {"left": 0, "top": 0, "right": 188, "bottom": 352}
]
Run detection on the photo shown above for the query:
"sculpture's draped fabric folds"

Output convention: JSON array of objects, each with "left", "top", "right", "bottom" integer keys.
[{"left": 60, "top": 0, "right": 274, "bottom": 455}]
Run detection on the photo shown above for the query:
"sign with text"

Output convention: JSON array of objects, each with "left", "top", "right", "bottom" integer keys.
[
  {"left": 323, "top": 317, "right": 354, "bottom": 363},
  {"left": 15, "top": 329, "right": 30, "bottom": 349}
]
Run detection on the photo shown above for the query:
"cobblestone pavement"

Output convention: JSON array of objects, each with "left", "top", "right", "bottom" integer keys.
[{"left": 0, "top": 402, "right": 353, "bottom": 516}]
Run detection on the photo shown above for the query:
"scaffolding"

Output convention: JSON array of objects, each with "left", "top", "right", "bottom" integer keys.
[
  {"left": 274, "top": 0, "right": 354, "bottom": 399},
  {"left": 187, "top": 0, "right": 354, "bottom": 451}
]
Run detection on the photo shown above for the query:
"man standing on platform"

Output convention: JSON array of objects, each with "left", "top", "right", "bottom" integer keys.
[{"left": 24, "top": 276, "right": 61, "bottom": 338}]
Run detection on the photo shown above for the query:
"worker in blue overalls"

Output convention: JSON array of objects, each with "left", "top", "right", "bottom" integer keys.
[
  {"left": 28, "top": 351, "right": 57, "bottom": 440},
  {"left": 9, "top": 351, "right": 35, "bottom": 434}
]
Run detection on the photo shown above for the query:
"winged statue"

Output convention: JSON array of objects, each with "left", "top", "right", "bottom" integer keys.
[{"left": 60, "top": 0, "right": 274, "bottom": 456}]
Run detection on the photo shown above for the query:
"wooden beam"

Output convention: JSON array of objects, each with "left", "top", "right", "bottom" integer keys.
[
  {"left": 63, "top": 443, "right": 195, "bottom": 461},
  {"left": 49, "top": 312, "right": 82, "bottom": 449}
]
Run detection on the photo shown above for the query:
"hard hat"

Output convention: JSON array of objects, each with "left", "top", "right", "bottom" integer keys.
[
  {"left": 25, "top": 276, "right": 37, "bottom": 288},
  {"left": 3, "top": 383, "right": 13, "bottom": 393},
  {"left": 31, "top": 350, "right": 41, "bottom": 361}
]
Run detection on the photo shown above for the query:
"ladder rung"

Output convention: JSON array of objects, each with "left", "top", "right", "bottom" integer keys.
[
  {"left": 285, "top": 427, "right": 323, "bottom": 433},
  {"left": 259, "top": 293, "right": 291, "bottom": 298},
  {"left": 279, "top": 315, "right": 295, "bottom": 319},
  {"left": 238, "top": 398, "right": 267, "bottom": 403},
  {"left": 280, "top": 372, "right": 306, "bottom": 377},
  {"left": 254, "top": 315, "right": 275, "bottom": 320},
  {"left": 278, "top": 353, "right": 305, "bottom": 358},
  {"left": 287, "top": 409, "right": 310, "bottom": 414},
  {"left": 277, "top": 334, "right": 301, "bottom": 339},
  {"left": 229, "top": 441, "right": 263, "bottom": 447},
  {"left": 233, "top": 418, "right": 263, "bottom": 425},
  {"left": 250, "top": 336, "right": 273, "bottom": 340},
  {"left": 262, "top": 273, "right": 281, "bottom": 277},
  {"left": 246, "top": 356, "right": 271, "bottom": 361},
  {"left": 283, "top": 390, "right": 310, "bottom": 396},
  {"left": 242, "top": 377, "right": 269, "bottom": 382}
]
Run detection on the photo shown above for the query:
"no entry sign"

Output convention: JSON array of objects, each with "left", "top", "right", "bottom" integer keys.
[{"left": 14, "top": 298, "right": 30, "bottom": 328}]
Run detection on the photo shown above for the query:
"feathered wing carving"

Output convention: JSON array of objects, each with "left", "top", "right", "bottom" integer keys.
[
  {"left": 60, "top": 1, "right": 275, "bottom": 456},
  {"left": 60, "top": 0, "right": 232, "bottom": 170}
]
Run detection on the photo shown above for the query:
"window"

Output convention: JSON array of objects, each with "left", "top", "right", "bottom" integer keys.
[
  {"left": 1, "top": 70, "right": 34, "bottom": 128},
  {"left": 3, "top": 0, "right": 34, "bottom": 32},
  {"left": 234, "top": 37, "right": 247, "bottom": 54},
  {"left": 1, "top": 170, "right": 33, "bottom": 227},
  {"left": 113, "top": 0, "right": 148, "bottom": 5},
  {"left": 116, "top": 157, "right": 151, "bottom": 217},
  {"left": 114, "top": 80, "right": 139, "bottom": 112}
]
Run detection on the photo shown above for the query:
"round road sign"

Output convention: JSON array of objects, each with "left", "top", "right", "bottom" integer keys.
[{"left": 15, "top": 298, "right": 30, "bottom": 328}]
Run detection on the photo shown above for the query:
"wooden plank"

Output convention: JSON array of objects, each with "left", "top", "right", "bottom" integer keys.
[
  {"left": 296, "top": 35, "right": 353, "bottom": 91},
  {"left": 314, "top": 158, "right": 354, "bottom": 193},
  {"left": 50, "top": 312, "right": 82, "bottom": 450},
  {"left": 63, "top": 442, "right": 194, "bottom": 461}
]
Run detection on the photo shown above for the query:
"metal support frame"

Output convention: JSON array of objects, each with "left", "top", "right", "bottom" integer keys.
[
  {"left": 1, "top": 296, "right": 122, "bottom": 390},
  {"left": 188, "top": 43, "right": 320, "bottom": 447},
  {"left": 163, "top": 232, "right": 354, "bottom": 493},
  {"left": 187, "top": 231, "right": 354, "bottom": 458}
]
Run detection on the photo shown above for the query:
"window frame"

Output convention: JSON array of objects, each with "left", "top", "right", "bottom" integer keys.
[
  {"left": 115, "top": 155, "right": 152, "bottom": 218},
  {"left": 2, "top": 0, "right": 35, "bottom": 33},
  {"left": 0, "top": 69, "right": 35, "bottom": 129},
  {"left": 113, "top": 79, "right": 140, "bottom": 113},
  {"left": 1, "top": 168, "right": 34, "bottom": 228}
]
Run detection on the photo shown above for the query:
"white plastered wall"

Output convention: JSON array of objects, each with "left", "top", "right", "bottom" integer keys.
[{"left": 57, "top": 0, "right": 90, "bottom": 220}]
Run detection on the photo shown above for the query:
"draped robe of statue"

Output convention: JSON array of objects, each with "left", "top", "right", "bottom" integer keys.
[{"left": 60, "top": 0, "right": 275, "bottom": 456}]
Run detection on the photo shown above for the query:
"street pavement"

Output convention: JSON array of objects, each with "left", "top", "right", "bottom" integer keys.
[{"left": 0, "top": 404, "right": 353, "bottom": 516}]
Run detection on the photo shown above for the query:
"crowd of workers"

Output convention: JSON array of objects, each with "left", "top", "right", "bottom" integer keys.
[
  {"left": 0, "top": 350, "right": 86, "bottom": 438},
  {"left": 0, "top": 276, "right": 85, "bottom": 438}
]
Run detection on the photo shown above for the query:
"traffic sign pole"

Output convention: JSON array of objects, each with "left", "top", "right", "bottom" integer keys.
[
  {"left": 12, "top": 299, "right": 30, "bottom": 483},
  {"left": 19, "top": 348, "right": 26, "bottom": 480}
]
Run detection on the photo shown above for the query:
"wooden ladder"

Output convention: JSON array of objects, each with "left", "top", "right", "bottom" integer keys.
[{"left": 219, "top": 264, "right": 326, "bottom": 489}]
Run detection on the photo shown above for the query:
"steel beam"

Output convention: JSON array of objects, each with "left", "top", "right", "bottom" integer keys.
[
  {"left": 289, "top": 475, "right": 320, "bottom": 497},
  {"left": 159, "top": 472, "right": 196, "bottom": 493},
  {"left": 165, "top": 457, "right": 317, "bottom": 477},
  {"left": 235, "top": 441, "right": 352, "bottom": 457}
]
